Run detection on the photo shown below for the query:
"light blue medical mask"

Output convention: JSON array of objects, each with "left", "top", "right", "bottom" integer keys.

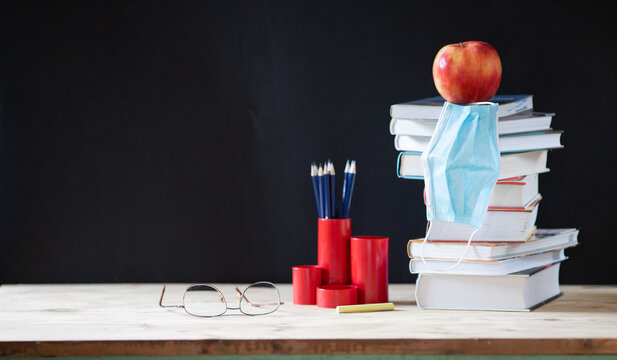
[
  {"left": 419, "top": 102, "right": 500, "bottom": 271},
  {"left": 421, "top": 101, "right": 500, "bottom": 229}
]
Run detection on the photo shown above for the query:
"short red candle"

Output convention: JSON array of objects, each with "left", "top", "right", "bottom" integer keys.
[
  {"left": 350, "top": 235, "right": 389, "bottom": 304},
  {"left": 292, "top": 265, "right": 323, "bottom": 305},
  {"left": 316, "top": 285, "right": 358, "bottom": 308},
  {"left": 317, "top": 218, "right": 351, "bottom": 285}
]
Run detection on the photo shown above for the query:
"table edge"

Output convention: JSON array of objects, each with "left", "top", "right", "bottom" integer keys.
[{"left": 2, "top": 338, "right": 617, "bottom": 356}]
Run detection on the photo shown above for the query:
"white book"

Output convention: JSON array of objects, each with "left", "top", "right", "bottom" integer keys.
[
  {"left": 390, "top": 94, "right": 533, "bottom": 120},
  {"left": 414, "top": 262, "right": 562, "bottom": 311},
  {"left": 389, "top": 111, "right": 554, "bottom": 136},
  {"left": 489, "top": 174, "right": 538, "bottom": 208},
  {"left": 394, "top": 131, "right": 563, "bottom": 153},
  {"left": 409, "top": 249, "right": 566, "bottom": 275},
  {"left": 418, "top": 175, "right": 538, "bottom": 210},
  {"left": 424, "top": 195, "right": 540, "bottom": 243},
  {"left": 397, "top": 149, "right": 549, "bottom": 180},
  {"left": 407, "top": 228, "right": 579, "bottom": 261}
]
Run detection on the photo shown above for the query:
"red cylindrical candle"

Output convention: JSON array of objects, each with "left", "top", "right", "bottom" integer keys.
[
  {"left": 350, "top": 235, "right": 389, "bottom": 304},
  {"left": 316, "top": 285, "right": 358, "bottom": 308},
  {"left": 292, "top": 265, "right": 323, "bottom": 305},
  {"left": 317, "top": 218, "right": 351, "bottom": 285}
]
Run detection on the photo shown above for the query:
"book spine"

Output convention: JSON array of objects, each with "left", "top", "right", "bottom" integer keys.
[
  {"left": 396, "top": 152, "right": 424, "bottom": 180},
  {"left": 406, "top": 239, "right": 412, "bottom": 258}
]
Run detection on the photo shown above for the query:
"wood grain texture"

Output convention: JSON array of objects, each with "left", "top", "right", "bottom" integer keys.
[{"left": 1, "top": 284, "right": 617, "bottom": 356}]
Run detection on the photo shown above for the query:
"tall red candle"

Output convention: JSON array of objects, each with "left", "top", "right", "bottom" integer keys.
[
  {"left": 318, "top": 218, "right": 351, "bottom": 285},
  {"left": 350, "top": 235, "right": 389, "bottom": 304}
]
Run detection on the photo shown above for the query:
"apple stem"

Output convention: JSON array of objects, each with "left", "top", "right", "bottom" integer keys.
[{"left": 459, "top": 42, "right": 463, "bottom": 47}]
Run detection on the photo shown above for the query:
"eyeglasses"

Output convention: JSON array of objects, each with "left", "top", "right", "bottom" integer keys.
[{"left": 159, "top": 281, "right": 282, "bottom": 317}]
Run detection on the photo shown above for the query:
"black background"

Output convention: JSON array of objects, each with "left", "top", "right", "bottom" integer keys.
[{"left": 1, "top": 1, "right": 616, "bottom": 284}]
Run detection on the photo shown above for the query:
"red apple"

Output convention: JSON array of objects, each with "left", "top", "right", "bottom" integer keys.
[{"left": 432, "top": 41, "right": 502, "bottom": 104}]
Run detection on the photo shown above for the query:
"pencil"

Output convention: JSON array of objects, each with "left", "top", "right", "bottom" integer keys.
[
  {"left": 323, "top": 162, "right": 330, "bottom": 219},
  {"left": 342, "top": 160, "right": 350, "bottom": 218},
  {"left": 311, "top": 163, "right": 321, "bottom": 218},
  {"left": 343, "top": 160, "right": 356, "bottom": 218},
  {"left": 329, "top": 162, "right": 337, "bottom": 218},
  {"left": 317, "top": 164, "right": 324, "bottom": 219},
  {"left": 341, "top": 160, "right": 349, "bottom": 218}
]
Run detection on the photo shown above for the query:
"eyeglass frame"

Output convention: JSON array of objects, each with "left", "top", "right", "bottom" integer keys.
[{"left": 159, "top": 281, "right": 283, "bottom": 317}]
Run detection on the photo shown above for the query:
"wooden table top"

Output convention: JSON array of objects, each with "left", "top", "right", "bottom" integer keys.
[{"left": 1, "top": 283, "right": 617, "bottom": 356}]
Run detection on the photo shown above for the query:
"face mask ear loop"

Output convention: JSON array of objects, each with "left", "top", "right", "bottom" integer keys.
[{"left": 420, "top": 222, "right": 479, "bottom": 272}]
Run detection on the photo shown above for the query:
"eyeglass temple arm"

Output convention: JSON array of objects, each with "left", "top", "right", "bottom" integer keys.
[
  {"left": 159, "top": 285, "right": 184, "bottom": 309},
  {"left": 235, "top": 286, "right": 284, "bottom": 307}
]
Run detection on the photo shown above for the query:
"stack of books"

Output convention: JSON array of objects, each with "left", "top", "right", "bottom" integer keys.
[{"left": 390, "top": 95, "right": 579, "bottom": 311}]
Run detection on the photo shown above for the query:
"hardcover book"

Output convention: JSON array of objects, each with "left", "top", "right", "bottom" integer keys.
[
  {"left": 423, "top": 195, "right": 541, "bottom": 243},
  {"left": 409, "top": 249, "right": 566, "bottom": 275},
  {"left": 488, "top": 174, "right": 539, "bottom": 209},
  {"left": 407, "top": 228, "right": 579, "bottom": 261},
  {"left": 390, "top": 94, "right": 533, "bottom": 120},
  {"left": 397, "top": 150, "right": 549, "bottom": 180},
  {"left": 389, "top": 110, "right": 554, "bottom": 136},
  {"left": 414, "top": 262, "right": 563, "bottom": 311},
  {"left": 394, "top": 130, "right": 563, "bottom": 153}
]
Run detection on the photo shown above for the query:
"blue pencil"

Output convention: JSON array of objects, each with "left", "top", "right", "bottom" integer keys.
[
  {"left": 318, "top": 165, "right": 324, "bottom": 219},
  {"left": 342, "top": 160, "right": 349, "bottom": 216},
  {"left": 323, "top": 162, "right": 330, "bottom": 219},
  {"left": 347, "top": 160, "right": 357, "bottom": 217},
  {"left": 329, "top": 162, "right": 337, "bottom": 218},
  {"left": 325, "top": 161, "right": 330, "bottom": 217},
  {"left": 344, "top": 160, "right": 356, "bottom": 218},
  {"left": 342, "top": 160, "right": 350, "bottom": 218},
  {"left": 311, "top": 163, "right": 321, "bottom": 218}
]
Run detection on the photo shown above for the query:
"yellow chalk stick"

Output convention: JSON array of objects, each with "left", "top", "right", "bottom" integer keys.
[{"left": 336, "top": 302, "right": 395, "bottom": 313}]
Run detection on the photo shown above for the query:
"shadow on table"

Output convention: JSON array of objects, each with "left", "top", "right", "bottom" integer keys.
[{"left": 534, "top": 286, "right": 617, "bottom": 313}]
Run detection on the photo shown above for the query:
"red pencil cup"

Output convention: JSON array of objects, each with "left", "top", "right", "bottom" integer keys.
[
  {"left": 317, "top": 218, "right": 351, "bottom": 285},
  {"left": 292, "top": 265, "right": 323, "bottom": 305},
  {"left": 350, "top": 235, "right": 389, "bottom": 304},
  {"left": 316, "top": 285, "right": 358, "bottom": 308}
]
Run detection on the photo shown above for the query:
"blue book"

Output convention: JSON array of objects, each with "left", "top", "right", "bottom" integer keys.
[{"left": 390, "top": 94, "right": 533, "bottom": 120}]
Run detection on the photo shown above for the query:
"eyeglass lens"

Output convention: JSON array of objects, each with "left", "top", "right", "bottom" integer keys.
[
  {"left": 183, "top": 285, "right": 227, "bottom": 317},
  {"left": 240, "top": 282, "right": 280, "bottom": 315}
]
